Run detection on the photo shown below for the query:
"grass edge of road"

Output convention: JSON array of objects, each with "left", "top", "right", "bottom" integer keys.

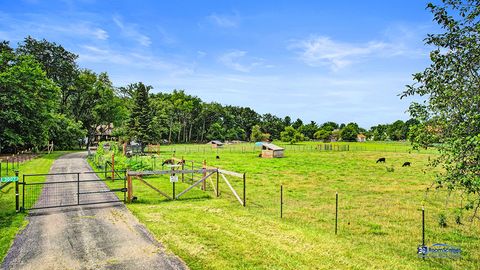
[{"left": 0, "top": 151, "right": 72, "bottom": 262}]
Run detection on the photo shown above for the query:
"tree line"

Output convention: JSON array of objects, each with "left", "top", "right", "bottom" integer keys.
[{"left": 1, "top": 36, "right": 425, "bottom": 153}]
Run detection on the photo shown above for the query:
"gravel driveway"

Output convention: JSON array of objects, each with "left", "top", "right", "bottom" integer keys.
[{"left": 1, "top": 152, "right": 187, "bottom": 270}]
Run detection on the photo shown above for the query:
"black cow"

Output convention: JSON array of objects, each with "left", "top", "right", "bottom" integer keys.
[
  {"left": 376, "top": 157, "right": 386, "bottom": 163},
  {"left": 402, "top": 162, "right": 411, "bottom": 167},
  {"left": 216, "top": 155, "right": 220, "bottom": 159}
]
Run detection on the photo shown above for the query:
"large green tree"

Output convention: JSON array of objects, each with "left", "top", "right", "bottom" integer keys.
[
  {"left": 0, "top": 43, "right": 59, "bottom": 152},
  {"left": 401, "top": 0, "right": 480, "bottom": 215},
  {"left": 280, "top": 126, "right": 304, "bottom": 144},
  {"left": 48, "top": 113, "right": 86, "bottom": 150},
  {"left": 261, "top": 113, "right": 285, "bottom": 140},
  {"left": 16, "top": 36, "right": 78, "bottom": 114},
  {"left": 71, "top": 70, "right": 121, "bottom": 147},
  {"left": 314, "top": 129, "right": 332, "bottom": 142},
  {"left": 340, "top": 122, "right": 359, "bottom": 142},
  {"left": 127, "top": 82, "right": 154, "bottom": 149}
]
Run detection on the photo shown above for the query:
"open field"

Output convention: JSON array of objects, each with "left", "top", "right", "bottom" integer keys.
[
  {"left": 95, "top": 142, "right": 479, "bottom": 269},
  {"left": 145, "top": 141, "right": 440, "bottom": 156},
  {"left": 0, "top": 152, "right": 68, "bottom": 261}
]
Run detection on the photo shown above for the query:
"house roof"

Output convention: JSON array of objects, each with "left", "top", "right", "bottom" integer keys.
[
  {"left": 262, "top": 143, "right": 284, "bottom": 151},
  {"left": 357, "top": 133, "right": 366, "bottom": 138},
  {"left": 95, "top": 123, "right": 114, "bottom": 136}
]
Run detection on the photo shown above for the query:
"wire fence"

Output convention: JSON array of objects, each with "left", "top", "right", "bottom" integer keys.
[
  {"left": 144, "top": 143, "right": 437, "bottom": 155},
  {"left": 0, "top": 152, "right": 39, "bottom": 178}
]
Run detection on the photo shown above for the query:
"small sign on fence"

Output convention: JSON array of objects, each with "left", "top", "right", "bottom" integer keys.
[
  {"left": 1, "top": 176, "right": 18, "bottom": 183},
  {"left": 417, "top": 243, "right": 461, "bottom": 259},
  {"left": 170, "top": 175, "right": 178, "bottom": 183}
]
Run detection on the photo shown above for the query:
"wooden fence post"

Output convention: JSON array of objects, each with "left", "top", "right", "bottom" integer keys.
[
  {"left": 202, "top": 160, "right": 206, "bottom": 191},
  {"left": 127, "top": 174, "right": 133, "bottom": 202},
  {"left": 335, "top": 192, "right": 338, "bottom": 235},
  {"left": 181, "top": 156, "right": 185, "bottom": 182},
  {"left": 243, "top": 173, "right": 246, "bottom": 207},
  {"left": 422, "top": 206, "right": 425, "bottom": 246},
  {"left": 280, "top": 185, "right": 283, "bottom": 218},
  {"left": 216, "top": 168, "right": 219, "bottom": 197}
]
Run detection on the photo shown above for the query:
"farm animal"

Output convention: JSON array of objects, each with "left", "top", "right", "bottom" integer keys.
[
  {"left": 162, "top": 159, "right": 174, "bottom": 166},
  {"left": 376, "top": 157, "right": 386, "bottom": 163},
  {"left": 162, "top": 159, "right": 185, "bottom": 166},
  {"left": 216, "top": 155, "right": 220, "bottom": 159},
  {"left": 402, "top": 162, "right": 411, "bottom": 167}
]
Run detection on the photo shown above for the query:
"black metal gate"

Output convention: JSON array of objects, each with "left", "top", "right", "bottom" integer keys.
[{"left": 20, "top": 170, "right": 127, "bottom": 210}]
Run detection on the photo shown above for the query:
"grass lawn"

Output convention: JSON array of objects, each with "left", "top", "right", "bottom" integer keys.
[
  {"left": 0, "top": 151, "right": 68, "bottom": 261},
  {"left": 99, "top": 142, "right": 479, "bottom": 269}
]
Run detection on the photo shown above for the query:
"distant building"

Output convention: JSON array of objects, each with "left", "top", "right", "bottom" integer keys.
[
  {"left": 94, "top": 123, "right": 115, "bottom": 144},
  {"left": 260, "top": 143, "right": 284, "bottom": 158},
  {"left": 357, "top": 133, "right": 367, "bottom": 142},
  {"left": 207, "top": 140, "right": 224, "bottom": 148}
]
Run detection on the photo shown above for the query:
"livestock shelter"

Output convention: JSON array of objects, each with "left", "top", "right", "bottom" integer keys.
[
  {"left": 261, "top": 143, "right": 284, "bottom": 158},
  {"left": 357, "top": 133, "right": 367, "bottom": 142},
  {"left": 208, "top": 140, "right": 224, "bottom": 148}
]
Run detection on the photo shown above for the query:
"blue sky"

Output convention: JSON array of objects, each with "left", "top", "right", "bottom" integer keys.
[{"left": 0, "top": 0, "right": 438, "bottom": 128}]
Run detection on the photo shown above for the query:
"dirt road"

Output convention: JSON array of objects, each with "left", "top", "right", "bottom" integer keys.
[{"left": 1, "top": 152, "right": 187, "bottom": 270}]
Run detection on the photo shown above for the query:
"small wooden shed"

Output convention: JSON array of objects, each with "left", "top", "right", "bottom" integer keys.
[
  {"left": 208, "top": 140, "right": 224, "bottom": 148},
  {"left": 356, "top": 134, "right": 367, "bottom": 142},
  {"left": 261, "top": 143, "right": 284, "bottom": 158}
]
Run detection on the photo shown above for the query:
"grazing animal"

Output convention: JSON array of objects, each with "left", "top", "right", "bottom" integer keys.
[
  {"left": 376, "top": 157, "right": 386, "bottom": 163},
  {"left": 162, "top": 159, "right": 174, "bottom": 166},
  {"left": 402, "top": 162, "right": 411, "bottom": 167},
  {"left": 216, "top": 155, "right": 220, "bottom": 159}
]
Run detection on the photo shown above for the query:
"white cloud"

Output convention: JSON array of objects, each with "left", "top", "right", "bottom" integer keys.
[
  {"left": 219, "top": 50, "right": 249, "bottom": 72},
  {"left": 197, "top": 50, "right": 207, "bottom": 58},
  {"left": 92, "top": 28, "right": 108, "bottom": 40},
  {"left": 290, "top": 33, "right": 428, "bottom": 71},
  {"left": 290, "top": 36, "right": 391, "bottom": 70},
  {"left": 218, "top": 50, "right": 266, "bottom": 72},
  {"left": 78, "top": 45, "right": 175, "bottom": 71},
  {"left": 113, "top": 15, "right": 151, "bottom": 47},
  {"left": 206, "top": 13, "right": 239, "bottom": 28},
  {"left": 0, "top": 11, "right": 109, "bottom": 42}
]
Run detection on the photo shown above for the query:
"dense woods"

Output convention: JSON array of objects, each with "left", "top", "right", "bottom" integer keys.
[{"left": 1, "top": 37, "right": 422, "bottom": 153}]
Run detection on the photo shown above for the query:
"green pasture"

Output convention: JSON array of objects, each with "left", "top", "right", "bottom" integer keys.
[
  {"left": 148, "top": 141, "right": 439, "bottom": 156},
  {"left": 94, "top": 141, "right": 479, "bottom": 270}
]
